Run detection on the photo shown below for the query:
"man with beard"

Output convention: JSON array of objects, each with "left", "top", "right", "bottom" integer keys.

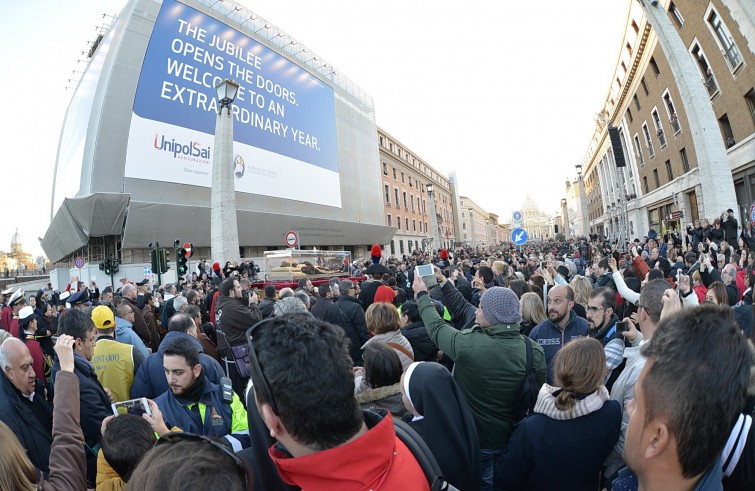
[
  {"left": 529, "top": 284, "right": 589, "bottom": 383},
  {"left": 585, "top": 287, "right": 625, "bottom": 389},
  {"left": 154, "top": 336, "right": 249, "bottom": 451}
]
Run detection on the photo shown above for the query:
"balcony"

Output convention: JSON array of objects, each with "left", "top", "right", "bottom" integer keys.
[
  {"left": 669, "top": 113, "right": 681, "bottom": 135},
  {"left": 703, "top": 75, "right": 719, "bottom": 98},
  {"left": 657, "top": 128, "right": 667, "bottom": 148}
]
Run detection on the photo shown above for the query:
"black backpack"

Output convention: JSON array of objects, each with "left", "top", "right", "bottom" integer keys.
[
  {"left": 513, "top": 335, "right": 539, "bottom": 421},
  {"left": 393, "top": 419, "right": 460, "bottom": 491}
]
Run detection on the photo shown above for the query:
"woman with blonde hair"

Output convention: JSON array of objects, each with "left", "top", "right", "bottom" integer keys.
[
  {"left": 496, "top": 337, "right": 620, "bottom": 490},
  {"left": 519, "top": 292, "right": 546, "bottom": 336},
  {"left": 569, "top": 275, "right": 592, "bottom": 319}
]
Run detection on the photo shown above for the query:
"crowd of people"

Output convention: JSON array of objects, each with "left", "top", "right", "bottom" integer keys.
[{"left": 0, "top": 225, "right": 753, "bottom": 490}]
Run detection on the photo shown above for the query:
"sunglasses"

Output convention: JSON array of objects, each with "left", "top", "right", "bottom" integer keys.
[
  {"left": 155, "top": 432, "right": 252, "bottom": 490},
  {"left": 245, "top": 317, "right": 280, "bottom": 415}
]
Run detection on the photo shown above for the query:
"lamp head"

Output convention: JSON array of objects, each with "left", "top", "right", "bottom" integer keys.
[
  {"left": 215, "top": 78, "right": 240, "bottom": 114},
  {"left": 426, "top": 183, "right": 434, "bottom": 194}
]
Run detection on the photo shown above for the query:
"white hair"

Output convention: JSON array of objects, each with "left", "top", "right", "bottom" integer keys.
[{"left": 173, "top": 296, "right": 188, "bottom": 312}]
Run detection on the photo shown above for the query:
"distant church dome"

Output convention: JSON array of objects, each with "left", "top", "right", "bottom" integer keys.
[
  {"left": 10, "top": 228, "right": 22, "bottom": 254},
  {"left": 522, "top": 195, "right": 539, "bottom": 212}
]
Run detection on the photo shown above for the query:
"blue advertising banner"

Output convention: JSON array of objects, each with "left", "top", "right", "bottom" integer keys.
[{"left": 124, "top": 0, "right": 341, "bottom": 207}]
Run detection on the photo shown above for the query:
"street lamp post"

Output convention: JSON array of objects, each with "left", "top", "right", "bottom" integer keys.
[
  {"left": 560, "top": 198, "right": 569, "bottom": 238},
  {"left": 426, "top": 184, "right": 441, "bottom": 252},
  {"left": 468, "top": 208, "right": 476, "bottom": 249},
  {"left": 575, "top": 164, "right": 589, "bottom": 238},
  {"left": 211, "top": 79, "right": 241, "bottom": 266}
]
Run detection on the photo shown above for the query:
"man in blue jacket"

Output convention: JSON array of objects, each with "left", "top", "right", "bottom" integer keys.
[
  {"left": 154, "top": 336, "right": 249, "bottom": 451},
  {"left": 529, "top": 284, "right": 588, "bottom": 383},
  {"left": 130, "top": 313, "right": 225, "bottom": 399}
]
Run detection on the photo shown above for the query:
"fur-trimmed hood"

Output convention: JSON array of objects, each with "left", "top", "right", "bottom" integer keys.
[{"left": 355, "top": 383, "right": 401, "bottom": 405}]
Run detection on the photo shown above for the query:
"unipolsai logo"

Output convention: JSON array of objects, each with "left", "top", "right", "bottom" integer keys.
[{"left": 153, "top": 134, "right": 211, "bottom": 163}]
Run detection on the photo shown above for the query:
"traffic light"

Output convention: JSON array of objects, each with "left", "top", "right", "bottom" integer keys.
[
  {"left": 99, "top": 262, "right": 105, "bottom": 272},
  {"left": 112, "top": 258, "right": 120, "bottom": 274},
  {"left": 159, "top": 249, "right": 170, "bottom": 274},
  {"left": 178, "top": 247, "right": 188, "bottom": 275},
  {"left": 150, "top": 248, "right": 160, "bottom": 273}
]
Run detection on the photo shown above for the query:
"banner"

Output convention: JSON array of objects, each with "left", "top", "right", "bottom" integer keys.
[{"left": 124, "top": 0, "right": 340, "bottom": 207}]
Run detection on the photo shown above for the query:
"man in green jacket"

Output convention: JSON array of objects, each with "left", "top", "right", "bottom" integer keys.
[{"left": 413, "top": 272, "right": 546, "bottom": 491}]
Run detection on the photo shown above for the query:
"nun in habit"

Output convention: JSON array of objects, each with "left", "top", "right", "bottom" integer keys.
[{"left": 401, "top": 362, "right": 481, "bottom": 491}]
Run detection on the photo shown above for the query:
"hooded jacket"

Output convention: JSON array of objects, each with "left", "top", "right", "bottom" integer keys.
[
  {"left": 114, "top": 316, "right": 150, "bottom": 359},
  {"left": 129, "top": 331, "right": 225, "bottom": 399}
]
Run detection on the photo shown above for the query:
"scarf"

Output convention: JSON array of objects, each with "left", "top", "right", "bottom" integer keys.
[
  {"left": 533, "top": 383, "right": 609, "bottom": 420},
  {"left": 177, "top": 369, "right": 206, "bottom": 404}
]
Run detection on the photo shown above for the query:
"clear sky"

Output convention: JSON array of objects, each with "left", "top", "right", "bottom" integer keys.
[{"left": 0, "top": 0, "right": 629, "bottom": 258}]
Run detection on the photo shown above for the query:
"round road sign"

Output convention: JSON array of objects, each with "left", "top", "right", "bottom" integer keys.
[
  {"left": 285, "top": 231, "right": 298, "bottom": 248},
  {"left": 74, "top": 256, "right": 85, "bottom": 269},
  {"left": 183, "top": 242, "right": 194, "bottom": 258}
]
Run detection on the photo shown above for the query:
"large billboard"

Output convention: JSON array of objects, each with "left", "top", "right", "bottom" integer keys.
[{"left": 125, "top": 0, "right": 341, "bottom": 207}]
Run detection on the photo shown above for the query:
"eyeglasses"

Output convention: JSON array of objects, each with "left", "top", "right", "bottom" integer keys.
[
  {"left": 245, "top": 317, "right": 279, "bottom": 415},
  {"left": 155, "top": 432, "right": 251, "bottom": 490}
]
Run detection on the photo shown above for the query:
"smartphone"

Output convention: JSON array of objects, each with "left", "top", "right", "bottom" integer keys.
[
  {"left": 112, "top": 397, "right": 152, "bottom": 417},
  {"left": 415, "top": 264, "right": 438, "bottom": 289},
  {"left": 540, "top": 262, "right": 547, "bottom": 270},
  {"left": 616, "top": 321, "right": 628, "bottom": 334}
]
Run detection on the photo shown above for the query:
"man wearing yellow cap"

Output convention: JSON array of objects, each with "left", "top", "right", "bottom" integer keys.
[{"left": 90, "top": 305, "right": 145, "bottom": 402}]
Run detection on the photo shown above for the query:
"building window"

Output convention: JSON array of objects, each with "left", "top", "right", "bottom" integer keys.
[
  {"left": 680, "top": 147, "right": 690, "bottom": 173},
  {"left": 402, "top": 191, "right": 408, "bottom": 209},
  {"left": 651, "top": 108, "right": 666, "bottom": 147},
  {"left": 653, "top": 169, "right": 660, "bottom": 188},
  {"left": 643, "top": 176, "right": 649, "bottom": 194},
  {"left": 412, "top": 219, "right": 416, "bottom": 232},
  {"left": 394, "top": 188, "right": 400, "bottom": 207},
  {"left": 642, "top": 123, "right": 655, "bottom": 158},
  {"left": 665, "top": 160, "right": 673, "bottom": 181},
  {"left": 463, "top": 222, "right": 466, "bottom": 230},
  {"left": 379, "top": 136, "right": 384, "bottom": 147},
  {"left": 634, "top": 94, "right": 641, "bottom": 110},
  {"left": 669, "top": 2, "right": 684, "bottom": 28},
  {"left": 384, "top": 184, "right": 390, "bottom": 203},
  {"left": 706, "top": 6, "right": 743, "bottom": 71},
  {"left": 632, "top": 20, "right": 639, "bottom": 34},
  {"left": 401, "top": 172, "right": 405, "bottom": 184},
  {"left": 411, "top": 195, "right": 415, "bottom": 211},
  {"left": 399, "top": 240, "right": 404, "bottom": 254},
  {"left": 405, "top": 218, "right": 409, "bottom": 230},
  {"left": 662, "top": 91, "right": 681, "bottom": 134},
  {"left": 424, "top": 222, "right": 427, "bottom": 233},
  {"left": 746, "top": 89, "right": 755, "bottom": 127},
  {"left": 397, "top": 216, "right": 401, "bottom": 230},
  {"left": 690, "top": 42, "right": 718, "bottom": 98},
  {"left": 387, "top": 214, "right": 392, "bottom": 226},
  {"left": 627, "top": 108, "right": 633, "bottom": 123},
  {"left": 718, "top": 114, "right": 735, "bottom": 148},
  {"left": 641, "top": 77, "right": 649, "bottom": 96},
  {"left": 408, "top": 178, "right": 413, "bottom": 188},
  {"left": 389, "top": 142, "right": 393, "bottom": 152},
  {"left": 382, "top": 162, "right": 388, "bottom": 175},
  {"left": 390, "top": 239, "right": 395, "bottom": 255},
  {"left": 392, "top": 167, "right": 397, "bottom": 180},
  {"left": 650, "top": 57, "right": 660, "bottom": 77},
  {"left": 407, "top": 240, "right": 412, "bottom": 252}
]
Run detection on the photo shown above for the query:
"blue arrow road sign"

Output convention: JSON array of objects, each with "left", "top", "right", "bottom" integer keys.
[{"left": 511, "top": 228, "right": 528, "bottom": 245}]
